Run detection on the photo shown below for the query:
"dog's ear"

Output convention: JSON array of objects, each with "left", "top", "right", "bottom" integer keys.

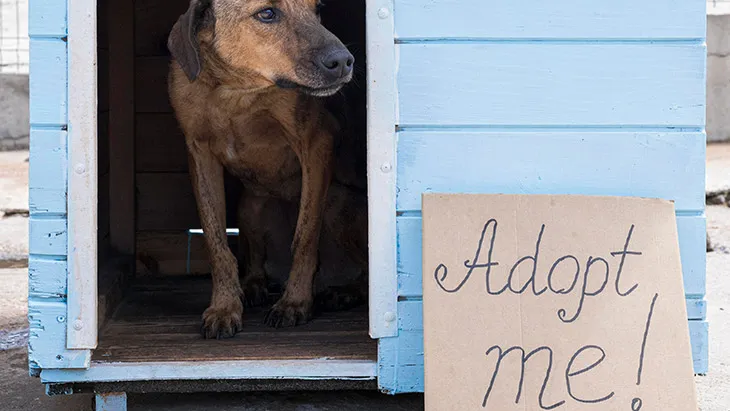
[{"left": 168, "top": 0, "right": 211, "bottom": 81}]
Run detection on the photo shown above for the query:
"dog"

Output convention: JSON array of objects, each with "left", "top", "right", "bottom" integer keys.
[{"left": 167, "top": 0, "right": 368, "bottom": 339}]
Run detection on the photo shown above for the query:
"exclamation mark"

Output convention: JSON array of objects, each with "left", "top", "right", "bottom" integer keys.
[{"left": 632, "top": 293, "right": 659, "bottom": 411}]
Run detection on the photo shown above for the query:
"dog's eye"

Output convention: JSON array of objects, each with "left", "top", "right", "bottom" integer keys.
[{"left": 255, "top": 8, "right": 278, "bottom": 23}]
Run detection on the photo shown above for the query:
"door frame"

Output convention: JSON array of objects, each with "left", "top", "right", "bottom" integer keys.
[
  {"left": 66, "top": 0, "right": 99, "bottom": 350},
  {"left": 365, "top": 0, "right": 399, "bottom": 339}
]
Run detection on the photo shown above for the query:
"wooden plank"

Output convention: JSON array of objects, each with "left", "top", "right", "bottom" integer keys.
[
  {"left": 136, "top": 231, "right": 211, "bottom": 276},
  {"left": 95, "top": 338, "right": 375, "bottom": 363},
  {"left": 29, "top": 39, "right": 67, "bottom": 126},
  {"left": 135, "top": 113, "right": 188, "bottom": 172},
  {"left": 97, "top": 48, "right": 110, "bottom": 112},
  {"left": 689, "top": 321, "right": 709, "bottom": 374},
  {"left": 96, "top": 393, "right": 127, "bottom": 411},
  {"left": 29, "top": 218, "right": 67, "bottom": 256},
  {"left": 396, "top": 215, "right": 707, "bottom": 297},
  {"left": 28, "top": 300, "right": 91, "bottom": 369},
  {"left": 136, "top": 173, "right": 199, "bottom": 230},
  {"left": 397, "top": 44, "right": 706, "bottom": 127},
  {"left": 108, "top": 0, "right": 136, "bottom": 257},
  {"left": 366, "top": 0, "right": 398, "bottom": 338},
  {"left": 135, "top": 0, "right": 189, "bottom": 56},
  {"left": 67, "top": 0, "right": 99, "bottom": 349},
  {"left": 42, "top": 359, "right": 377, "bottom": 383},
  {"left": 393, "top": 0, "right": 705, "bottom": 40},
  {"left": 378, "top": 332, "right": 424, "bottom": 393},
  {"left": 97, "top": 0, "right": 109, "bottom": 50},
  {"left": 686, "top": 298, "right": 707, "bottom": 321},
  {"left": 98, "top": 111, "right": 110, "bottom": 176},
  {"left": 135, "top": 56, "right": 172, "bottom": 113},
  {"left": 98, "top": 172, "right": 111, "bottom": 251},
  {"left": 396, "top": 131, "right": 706, "bottom": 212},
  {"left": 29, "top": 190, "right": 67, "bottom": 215},
  {"left": 677, "top": 215, "right": 707, "bottom": 297},
  {"left": 28, "top": 0, "right": 67, "bottom": 37},
  {"left": 98, "top": 257, "right": 134, "bottom": 330},
  {"left": 28, "top": 257, "right": 67, "bottom": 298},
  {"left": 29, "top": 128, "right": 67, "bottom": 215}
]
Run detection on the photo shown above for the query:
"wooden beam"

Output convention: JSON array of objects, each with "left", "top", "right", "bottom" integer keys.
[
  {"left": 108, "top": 0, "right": 135, "bottom": 257},
  {"left": 67, "top": 0, "right": 99, "bottom": 349}
]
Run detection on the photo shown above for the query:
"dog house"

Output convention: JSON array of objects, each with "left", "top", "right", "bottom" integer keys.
[{"left": 27, "top": 0, "right": 708, "bottom": 409}]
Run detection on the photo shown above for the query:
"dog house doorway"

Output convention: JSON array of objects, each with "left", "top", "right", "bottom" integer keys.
[{"left": 77, "top": 0, "right": 397, "bottom": 381}]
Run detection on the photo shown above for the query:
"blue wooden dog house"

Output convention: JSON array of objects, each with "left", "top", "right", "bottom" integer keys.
[{"left": 27, "top": 0, "right": 708, "bottom": 408}]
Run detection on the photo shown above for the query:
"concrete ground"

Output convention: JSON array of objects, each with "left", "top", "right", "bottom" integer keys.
[
  {"left": 0, "top": 151, "right": 28, "bottom": 266},
  {"left": 1, "top": 145, "right": 729, "bottom": 410}
]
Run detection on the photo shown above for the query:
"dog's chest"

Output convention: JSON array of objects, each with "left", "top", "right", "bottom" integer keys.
[{"left": 211, "top": 112, "right": 302, "bottom": 198}]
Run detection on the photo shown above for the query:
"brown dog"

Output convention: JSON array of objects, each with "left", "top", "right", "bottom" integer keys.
[{"left": 167, "top": 0, "right": 367, "bottom": 339}]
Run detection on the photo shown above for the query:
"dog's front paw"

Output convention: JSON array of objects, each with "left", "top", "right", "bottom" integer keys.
[
  {"left": 201, "top": 299, "right": 243, "bottom": 339},
  {"left": 264, "top": 297, "right": 313, "bottom": 328},
  {"left": 242, "top": 276, "right": 270, "bottom": 308}
]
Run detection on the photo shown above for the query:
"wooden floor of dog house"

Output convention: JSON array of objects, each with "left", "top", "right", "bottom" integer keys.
[{"left": 94, "top": 277, "right": 375, "bottom": 363}]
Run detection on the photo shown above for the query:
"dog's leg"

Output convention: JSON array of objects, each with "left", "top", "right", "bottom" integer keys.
[
  {"left": 188, "top": 145, "right": 243, "bottom": 339},
  {"left": 237, "top": 194, "right": 273, "bottom": 307},
  {"left": 265, "top": 133, "right": 333, "bottom": 328},
  {"left": 315, "top": 183, "right": 369, "bottom": 312}
]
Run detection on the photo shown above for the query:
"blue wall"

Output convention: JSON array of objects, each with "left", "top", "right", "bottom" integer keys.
[
  {"left": 380, "top": 0, "right": 708, "bottom": 393},
  {"left": 28, "top": 0, "right": 91, "bottom": 373}
]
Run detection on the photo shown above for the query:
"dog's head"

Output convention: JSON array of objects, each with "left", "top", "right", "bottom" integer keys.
[{"left": 168, "top": 0, "right": 354, "bottom": 96}]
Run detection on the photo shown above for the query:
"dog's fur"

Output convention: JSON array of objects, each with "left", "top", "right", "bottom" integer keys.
[{"left": 167, "top": 0, "right": 367, "bottom": 339}]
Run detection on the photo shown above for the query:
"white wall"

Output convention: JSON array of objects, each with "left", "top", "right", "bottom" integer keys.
[
  {"left": 708, "top": 1, "right": 730, "bottom": 142},
  {"left": 0, "top": 0, "right": 28, "bottom": 74}
]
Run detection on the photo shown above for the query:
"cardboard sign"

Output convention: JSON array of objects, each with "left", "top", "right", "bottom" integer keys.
[{"left": 423, "top": 194, "right": 697, "bottom": 411}]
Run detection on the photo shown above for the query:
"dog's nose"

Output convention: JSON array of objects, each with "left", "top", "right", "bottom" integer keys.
[{"left": 319, "top": 49, "right": 354, "bottom": 79}]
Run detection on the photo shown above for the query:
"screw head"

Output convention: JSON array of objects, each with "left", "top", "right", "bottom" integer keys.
[
  {"left": 378, "top": 7, "right": 390, "bottom": 19},
  {"left": 74, "top": 163, "right": 85, "bottom": 174},
  {"left": 384, "top": 311, "right": 396, "bottom": 323},
  {"left": 380, "top": 162, "right": 392, "bottom": 173},
  {"left": 56, "top": 315, "right": 65, "bottom": 323},
  {"left": 73, "top": 320, "right": 83, "bottom": 330}
]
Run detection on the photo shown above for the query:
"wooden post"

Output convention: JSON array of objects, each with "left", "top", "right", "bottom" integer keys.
[
  {"left": 108, "top": 0, "right": 136, "bottom": 260},
  {"left": 95, "top": 392, "right": 127, "bottom": 411}
]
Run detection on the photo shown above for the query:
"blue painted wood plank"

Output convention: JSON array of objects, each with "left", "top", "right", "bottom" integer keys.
[
  {"left": 29, "top": 128, "right": 67, "bottom": 213},
  {"left": 28, "top": 0, "right": 67, "bottom": 37},
  {"left": 29, "top": 189, "right": 67, "bottom": 215},
  {"left": 689, "top": 321, "right": 709, "bottom": 374},
  {"left": 41, "top": 360, "right": 377, "bottom": 383},
  {"left": 380, "top": 303, "right": 708, "bottom": 393},
  {"left": 29, "top": 39, "right": 67, "bottom": 126},
  {"left": 28, "top": 300, "right": 90, "bottom": 369},
  {"left": 29, "top": 217, "right": 67, "bottom": 256},
  {"left": 397, "top": 215, "right": 706, "bottom": 299},
  {"left": 686, "top": 299, "right": 707, "bottom": 321},
  {"left": 28, "top": 257, "right": 67, "bottom": 298},
  {"left": 378, "top": 332, "right": 424, "bottom": 394},
  {"left": 677, "top": 216, "right": 707, "bottom": 297},
  {"left": 377, "top": 337, "right": 398, "bottom": 393},
  {"left": 396, "top": 131, "right": 705, "bottom": 212},
  {"left": 397, "top": 44, "right": 705, "bottom": 127},
  {"left": 394, "top": 0, "right": 705, "bottom": 40}
]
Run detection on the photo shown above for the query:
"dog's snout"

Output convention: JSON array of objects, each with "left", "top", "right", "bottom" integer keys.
[{"left": 319, "top": 49, "right": 354, "bottom": 80}]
